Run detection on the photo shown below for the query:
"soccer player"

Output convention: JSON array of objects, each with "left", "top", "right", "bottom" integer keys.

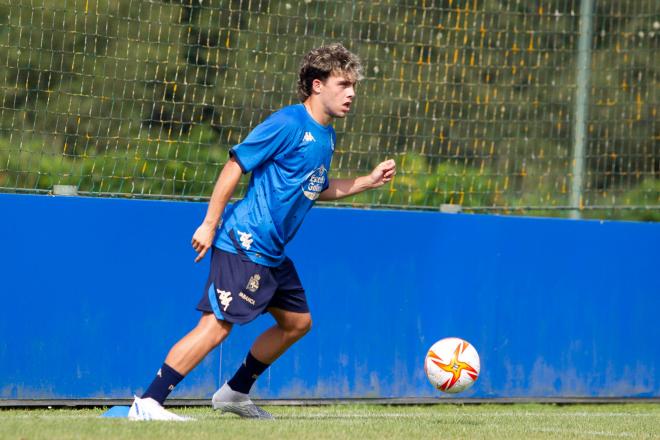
[{"left": 128, "top": 43, "right": 396, "bottom": 421}]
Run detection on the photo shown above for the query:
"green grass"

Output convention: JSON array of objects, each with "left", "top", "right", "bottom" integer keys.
[{"left": 1, "top": 404, "right": 659, "bottom": 439}]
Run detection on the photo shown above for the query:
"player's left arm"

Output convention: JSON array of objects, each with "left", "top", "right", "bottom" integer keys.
[{"left": 318, "top": 159, "right": 396, "bottom": 201}]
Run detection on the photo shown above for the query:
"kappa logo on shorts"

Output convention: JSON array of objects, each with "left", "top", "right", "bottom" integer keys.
[
  {"left": 217, "top": 289, "right": 233, "bottom": 311},
  {"left": 247, "top": 274, "right": 261, "bottom": 292}
]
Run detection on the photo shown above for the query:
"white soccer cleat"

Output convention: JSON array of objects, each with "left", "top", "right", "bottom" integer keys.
[
  {"left": 128, "top": 396, "right": 192, "bottom": 421},
  {"left": 212, "top": 383, "right": 274, "bottom": 420}
]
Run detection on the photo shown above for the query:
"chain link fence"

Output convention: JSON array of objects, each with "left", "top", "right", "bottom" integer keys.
[{"left": 0, "top": 0, "right": 658, "bottom": 220}]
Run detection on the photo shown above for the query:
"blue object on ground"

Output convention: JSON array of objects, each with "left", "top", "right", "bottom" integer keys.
[{"left": 100, "top": 406, "right": 130, "bottom": 418}]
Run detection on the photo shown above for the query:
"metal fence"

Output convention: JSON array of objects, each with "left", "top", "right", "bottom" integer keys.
[{"left": 0, "top": 0, "right": 658, "bottom": 220}]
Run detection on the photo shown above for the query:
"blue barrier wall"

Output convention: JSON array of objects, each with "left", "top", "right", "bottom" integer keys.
[{"left": 0, "top": 193, "right": 658, "bottom": 399}]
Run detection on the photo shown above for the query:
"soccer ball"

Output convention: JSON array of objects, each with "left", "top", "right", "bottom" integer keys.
[{"left": 424, "top": 337, "right": 480, "bottom": 393}]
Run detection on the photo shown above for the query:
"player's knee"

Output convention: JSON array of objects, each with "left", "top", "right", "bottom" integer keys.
[
  {"left": 208, "top": 326, "right": 229, "bottom": 346},
  {"left": 199, "top": 313, "right": 232, "bottom": 346},
  {"left": 288, "top": 315, "right": 312, "bottom": 340},
  {"left": 299, "top": 316, "right": 313, "bottom": 335}
]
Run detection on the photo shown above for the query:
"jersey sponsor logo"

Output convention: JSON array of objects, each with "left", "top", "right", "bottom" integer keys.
[
  {"left": 302, "top": 131, "right": 316, "bottom": 143},
  {"left": 217, "top": 289, "right": 233, "bottom": 311},
  {"left": 247, "top": 274, "right": 261, "bottom": 292},
  {"left": 236, "top": 230, "right": 253, "bottom": 250},
  {"left": 302, "top": 164, "right": 327, "bottom": 200},
  {"left": 238, "top": 291, "right": 256, "bottom": 306}
]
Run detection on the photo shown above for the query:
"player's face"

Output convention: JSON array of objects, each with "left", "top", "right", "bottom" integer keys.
[{"left": 318, "top": 73, "right": 356, "bottom": 119}]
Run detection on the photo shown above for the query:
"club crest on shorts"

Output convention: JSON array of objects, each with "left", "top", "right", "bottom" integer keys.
[{"left": 247, "top": 274, "right": 261, "bottom": 292}]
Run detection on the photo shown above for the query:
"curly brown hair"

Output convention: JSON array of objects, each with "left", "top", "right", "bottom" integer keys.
[{"left": 297, "top": 43, "right": 363, "bottom": 102}]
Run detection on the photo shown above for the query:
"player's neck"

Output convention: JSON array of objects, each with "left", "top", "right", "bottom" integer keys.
[{"left": 303, "top": 100, "right": 332, "bottom": 127}]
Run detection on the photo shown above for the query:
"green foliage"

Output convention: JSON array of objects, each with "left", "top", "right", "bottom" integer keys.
[
  {"left": 583, "top": 178, "right": 660, "bottom": 222},
  {"left": 0, "top": 0, "right": 657, "bottom": 220},
  {"left": 343, "top": 152, "right": 503, "bottom": 208},
  {"left": 0, "top": 135, "right": 229, "bottom": 198}
]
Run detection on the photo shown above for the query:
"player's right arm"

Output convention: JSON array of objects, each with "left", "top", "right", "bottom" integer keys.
[{"left": 191, "top": 157, "right": 243, "bottom": 262}]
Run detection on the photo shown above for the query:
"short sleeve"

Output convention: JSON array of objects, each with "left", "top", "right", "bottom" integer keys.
[{"left": 230, "top": 114, "right": 300, "bottom": 173}]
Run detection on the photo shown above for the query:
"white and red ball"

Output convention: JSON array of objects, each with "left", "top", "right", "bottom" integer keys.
[{"left": 424, "top": 337, "right": 480, "bottom": 393}]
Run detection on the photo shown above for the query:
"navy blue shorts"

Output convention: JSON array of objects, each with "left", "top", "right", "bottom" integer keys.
[{"left": 196, "top": 247, "right": 309, "bottom": 324}]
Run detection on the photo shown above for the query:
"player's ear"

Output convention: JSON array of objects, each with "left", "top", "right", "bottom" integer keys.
[{"left": 312, "top": 78, "right": 323, "bottom": 94}]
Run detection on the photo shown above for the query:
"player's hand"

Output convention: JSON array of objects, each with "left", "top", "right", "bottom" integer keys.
[
  {"left": 191, "top": 223, "right": 216, "bottom": 263},
  {"left": 367, "top": 159, "right": 397, "bottom": 188}
]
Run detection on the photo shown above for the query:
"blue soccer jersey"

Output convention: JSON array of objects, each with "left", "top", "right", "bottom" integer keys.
[{"left": 214, "top": 104, "right": 336, "bottom": 266}]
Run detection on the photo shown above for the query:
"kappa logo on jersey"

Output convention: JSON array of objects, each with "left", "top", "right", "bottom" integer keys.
[
  {"left": 302, "top": 131, "right": 316, "bottom": 143},
  {"left": 247, "top": 274, "right": 261, "bottom": 292},
  {"left": 236, "top": 230, "right": 253, "bottom": 250},
  {"left": 217, "top": 289, "right": 233, "bottom": 311},
  {"left": 301, "top": 164, "right": 327, "bottom": 200}
]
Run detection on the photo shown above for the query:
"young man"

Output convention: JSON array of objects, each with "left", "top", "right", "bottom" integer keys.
[{"left": 128, "top": 43, "right": 396, "bottom": 421}]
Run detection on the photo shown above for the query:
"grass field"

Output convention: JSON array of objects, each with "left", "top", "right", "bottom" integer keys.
[{"left": 1, "top": 404, "right": 659, "bottom": 439}]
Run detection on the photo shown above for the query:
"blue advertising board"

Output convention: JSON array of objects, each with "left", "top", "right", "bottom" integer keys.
[{"left": 0, "top": 193, "right": 658, "bottom": 399}]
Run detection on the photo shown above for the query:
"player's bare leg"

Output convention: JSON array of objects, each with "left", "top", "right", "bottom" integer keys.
[
  {"left": 165, "top": 312, "right": 233, "bottom": 374},
  {"left": 213, "top": 308, "right": 312, "bottom": 419},
  {"left": 129, "top": 313, "right": 231, "bottom": 421},
  {"left": 252, "top": 308, "right": 312, "bottom": 363}
]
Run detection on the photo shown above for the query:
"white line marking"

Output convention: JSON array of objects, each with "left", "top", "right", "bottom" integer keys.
[{"left": 531, "top": 427, "right": 636, "bottom": 438}]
